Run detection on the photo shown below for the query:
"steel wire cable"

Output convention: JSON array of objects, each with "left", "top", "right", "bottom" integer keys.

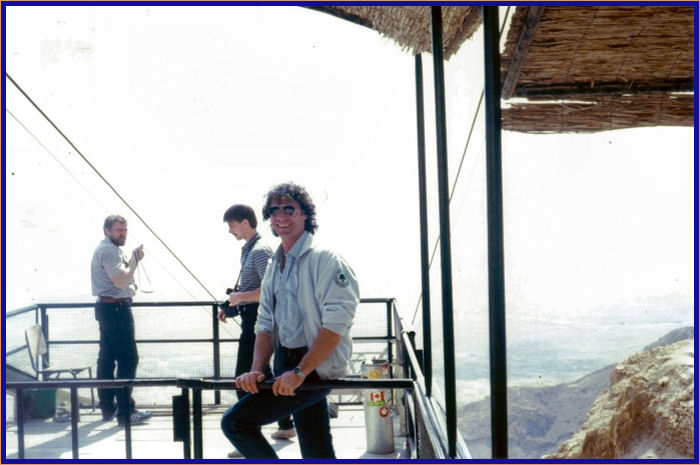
[
  {"left": 6, "top": 108, "right": 198, "bottom": 302},
  {"left": 5, "top": 73, "right": 241, "bottom": 331},
  {"left": 8, "top": 105, "right": 236, "bottom": 337},
  {"left": 411, "top": 6, "right": 512, "bottom": 326}
]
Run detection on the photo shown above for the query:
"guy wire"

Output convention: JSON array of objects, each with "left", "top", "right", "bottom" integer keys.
[
  {"left": 411, "top": 6, "right": 512, "bottom": 326},
  {"left": 6, "top": 73, "right": 240, "bottom": 331}
]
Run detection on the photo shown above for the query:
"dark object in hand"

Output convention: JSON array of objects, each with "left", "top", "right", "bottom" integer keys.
[{"left": 218, "top": 288, "right": 240, "bottom": 317}]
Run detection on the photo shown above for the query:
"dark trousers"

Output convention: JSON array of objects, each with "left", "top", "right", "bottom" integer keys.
[
  {"left": 95, "top": 301, "right": 138, "bottom": 420},
  {"left": 235, "top": 307, "right": 293, "bottom": 430},
  {"left": 221, "top": 346, "right": 334, "bottom": 459}
]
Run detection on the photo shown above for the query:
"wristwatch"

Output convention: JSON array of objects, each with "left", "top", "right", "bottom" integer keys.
[{"left": 293, "top": 366, "right": 306, "bottom": 379}]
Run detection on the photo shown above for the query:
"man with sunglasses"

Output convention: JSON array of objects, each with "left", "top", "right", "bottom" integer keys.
[
  {"left": 221, "top": 182, "right": 359, "bottom": 459},
  {"left": 219, "top": 204, "right": 295, "bottom": 458}
]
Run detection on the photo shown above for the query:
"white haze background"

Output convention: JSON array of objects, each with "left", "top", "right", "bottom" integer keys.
[{"left": 4, "top": 6, "right": 695, "bottom": 404}]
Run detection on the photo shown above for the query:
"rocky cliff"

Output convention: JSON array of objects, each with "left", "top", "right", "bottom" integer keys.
[
  {"left": 459, "top": 327, "right": 694, "bottom": 459},
  {"left": 545, "top": 338, "right": 694, "bottom": 459},
  {"left": 459, "top": 364, "right": 614, "bottom": 458}
]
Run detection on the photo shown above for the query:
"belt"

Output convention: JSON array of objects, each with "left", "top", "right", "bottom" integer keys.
[
  {"left": 237, "top": 303, "right": 259, "bottom": 313},
  {"left": 280, "top": 346, "right": 308, "bottom": 357},
  {"left": 98, "top": 296, "right": 132, "bottom": 303}
]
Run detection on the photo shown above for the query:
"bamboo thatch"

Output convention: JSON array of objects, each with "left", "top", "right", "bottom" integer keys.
[
  {"left": 310, "top": 5, "right": 694, "bottom": 133},
  {"left": 307, "top": 5, "right": 481, "bottom": 59},
  {"left": 502, "top": 93, "right": 693, "bottom": 133},
  {"left": 500, "top": 6, "right": 694, "bottom": 133}
]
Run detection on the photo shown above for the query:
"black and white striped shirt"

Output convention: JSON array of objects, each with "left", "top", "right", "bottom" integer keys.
[{"left": 238, "top": 232, "right": 272, "bottom": 292}]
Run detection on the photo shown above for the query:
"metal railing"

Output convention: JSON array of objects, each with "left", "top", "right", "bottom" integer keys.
[
  {"left": 6, "top": 299, "right": 398, "bottom": 394},
  {"left": 5, "top": 299, "right": 469, "bottom": 459},
  {"left": 6, "top": 378, "right": 414, "bottom": 460}
]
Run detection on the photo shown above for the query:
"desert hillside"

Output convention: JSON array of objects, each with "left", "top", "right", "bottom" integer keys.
[
  {"left": 459, "top": 326, "right": 694, "bottom": 459},
  {"left": 545, "top": 338, "right": 694, "bottom": 459}
]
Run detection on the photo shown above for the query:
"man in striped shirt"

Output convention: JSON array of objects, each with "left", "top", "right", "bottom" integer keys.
[{"left": 220, "top": 205, "right": 295, "bottom": 457}]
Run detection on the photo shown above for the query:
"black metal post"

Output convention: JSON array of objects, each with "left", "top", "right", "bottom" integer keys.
[
  {"left": 40, "top": 306, "right": 49, "bottom": 366},
  {"left": 410, "top": 388, "right": 420, "bottom": 456},
  {"left": 70, "top": 387, "right": 79, "bottom": 459},
  {"left": 386, "top": 301, "right": 394, "bottom": 378},
  {"left": 430, "top": 6, "right": 457, "bottom": 459},
  {"left": 181, "top": 388, "right": 191, "bottom": 459},
  {"left": 16, "top": 388, "right": 25, "bottom": 459},
  {"left": 394, "top": 302, "right": 415, "bottom": 381},
  {"left": 407, "top": 331, "right": 417, "bottom": 380},
  {"left": 414, "top": 52, "right": 433, "bottom": 397},
  {"left": 193, "top": 389, "right": 203, "bottom": 459},
  {"left": 172, "top": 391, "right": 191, "bottom": 457},
  {"left": 482, "top": 5, "right": 508, "bottom": 459},
  {"left": 212, "top": 304, "right": 221, "bottom": 405},
  {"left": 122, "top": 388, "right": 132, "bottom": 459}
]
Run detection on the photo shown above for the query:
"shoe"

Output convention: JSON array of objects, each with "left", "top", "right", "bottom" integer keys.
[
  {"left": 54, "top": 407, "right": 72, "bottom": 423},
  {"left": 117, "top": 410, "right": 152, "bottom": 426},
  {"left": 227, "top": 449, "right": 243, "bottom": 458},
  {"left": 271, "top": 427, "right": 296, "bottom": 440},
  {"left": 102, "top": 411, "right": 116, "bottom": 421}
]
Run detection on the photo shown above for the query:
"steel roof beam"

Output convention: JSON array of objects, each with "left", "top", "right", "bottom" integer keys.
[{"left": 502, "top": 6, "right": 545, "bottom": 99}]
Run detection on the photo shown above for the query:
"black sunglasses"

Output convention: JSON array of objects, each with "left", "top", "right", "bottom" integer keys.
[{"left": 267, "top": 205, "right": 297, "bottom": 217}]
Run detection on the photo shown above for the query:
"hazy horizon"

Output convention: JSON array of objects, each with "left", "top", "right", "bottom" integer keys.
[{"left": 4, "top": 5, "right": 695, "bottom": 408}]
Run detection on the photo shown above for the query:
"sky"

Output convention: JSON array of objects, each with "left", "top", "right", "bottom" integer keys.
[
  {"left": 4, "top": 5, "right": 695, "bottom": 393},
  {"left": 5, "top": 6, "right": 421, "bottom": 308}
]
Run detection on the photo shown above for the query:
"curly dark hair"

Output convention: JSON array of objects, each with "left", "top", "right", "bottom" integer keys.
[{"left": 262, "top": 182, "right": 318, "bottom": 235}]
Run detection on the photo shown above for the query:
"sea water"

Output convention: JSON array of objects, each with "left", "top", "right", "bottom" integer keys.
[
  {"left": 5, "top": 293, "right": 693, "bottom": 408},
  {"left": 431, "top": 293, "right": 694, "bottom": 406}
]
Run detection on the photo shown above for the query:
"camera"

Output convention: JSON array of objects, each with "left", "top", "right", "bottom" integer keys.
[{"left": 219, "top": 288, "right": 241, "bottom": 318}]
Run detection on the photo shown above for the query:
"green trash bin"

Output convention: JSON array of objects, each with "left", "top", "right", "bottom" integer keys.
[{"left": 23, "top": 389, "right": 57, "bottom": 419}]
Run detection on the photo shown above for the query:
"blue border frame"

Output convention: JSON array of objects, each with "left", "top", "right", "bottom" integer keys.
[
  {"left": 2, "top": 0, "right": 8, "bottom": 460},
  {"left": 693, "top": 2, "right": 699, "bottom": 464},
  {"left": 0, "top": 1, "right": 698, "bottom": 6},
  {"left": 2, "top": 1, "right": 698, "bottom": 463}
]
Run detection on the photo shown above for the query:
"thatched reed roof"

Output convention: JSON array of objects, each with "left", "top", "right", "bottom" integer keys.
[
  {"left": 503, "top": 93, "right": 693, "bottom": 133},
  {"left": 307, "top": 5, "right": 481, "bottom": 59},
  {"left": 309, "top": 5, "right": 693, "bottom": 133},
  {"left": 500, "top": 6, "right": 694, "bottom": 133}
]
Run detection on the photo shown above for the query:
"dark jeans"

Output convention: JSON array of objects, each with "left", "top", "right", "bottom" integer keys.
[
  {"left": 235, "top": 307, "right": 293, "bottom": 431},
  {"left": 95, "top": 301, "right": 137, "bottom": 420},
  {"left": 221, "top": 346, "right": 334, "bottom": 459}
]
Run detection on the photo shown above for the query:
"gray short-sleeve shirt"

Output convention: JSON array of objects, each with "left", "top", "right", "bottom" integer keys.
[{"left": 91, "top": 237, "right": 136, "bottom": 298}]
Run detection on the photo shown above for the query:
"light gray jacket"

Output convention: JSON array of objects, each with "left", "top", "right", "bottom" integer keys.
[{"left": 255, "top": 232, "right": 359, "bottom": 380}]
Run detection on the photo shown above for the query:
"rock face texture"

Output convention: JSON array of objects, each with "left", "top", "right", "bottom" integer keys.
[
  {"left": 459, "top": 364, "right": 614, "bottom": 458},
  {"left": 546, "top": 338, "right": 694, "bottom": 459},
  {"left": 459, "top": 327, "right": 694, "bottom": 459}
]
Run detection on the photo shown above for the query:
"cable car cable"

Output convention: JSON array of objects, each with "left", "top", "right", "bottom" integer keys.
[
  {"left": 5, "top": 73, "right": 240, "bottom": 331},
  {"left": 7, "top": 107, "right": 206, "bottom": 305}
]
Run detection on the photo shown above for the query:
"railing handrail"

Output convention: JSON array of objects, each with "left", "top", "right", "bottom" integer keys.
[
  {"left": 7, "top": 297, "right": 396, "bottom": 311},
  {"left": 5, "top": 304, "right": 39, "bottom": 317},
  {"left": 180, "top": 378, "right": 413, "bottom": 390},
  {"left": 20, "top": 301, "right": 218, "bottom": 309},
  {"left": 6, "top": 377, "right": 413, "bottom": 391},
  {"left": 5, "top": 297, "right": 470, "bottom": 459},
  {"left": 401, "top": 329, "right": 425, "bottom": 386}
]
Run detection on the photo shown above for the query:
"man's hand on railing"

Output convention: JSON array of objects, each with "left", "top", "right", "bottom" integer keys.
[
  {"left": 272, "top": 370, "right": 304, "bottom": 396},
  {"left": 234, "top": 370, "right": 266, "bottom": 394}
]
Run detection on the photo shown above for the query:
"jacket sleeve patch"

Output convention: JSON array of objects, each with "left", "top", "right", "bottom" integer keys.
[{"left": 335, "top": 270, "right": 349, "bottom": 288}]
